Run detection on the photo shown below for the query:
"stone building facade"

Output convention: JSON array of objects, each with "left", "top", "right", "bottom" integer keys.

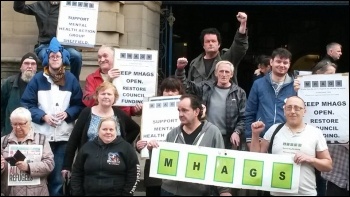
[{"left": 1, "top": 1, "right": 162, "bottom": 82}]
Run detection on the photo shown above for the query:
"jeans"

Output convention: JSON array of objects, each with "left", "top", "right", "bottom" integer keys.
[
  {"left": 316, "top": 170, "right": 327, "bottom": 196},
  {"left": 34, "top": 44, "right": 82, "bottom": 81},
  {"left": 326, "top": 181, "right": 349, "bottom": 196},
  {"left": 48, "top": 141, "right": 67, "bottom": 196}
]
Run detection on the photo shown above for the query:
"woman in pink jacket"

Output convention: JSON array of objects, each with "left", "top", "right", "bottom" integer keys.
[{"left": 1, "top": 107, "right": 54, "bottom": 196}]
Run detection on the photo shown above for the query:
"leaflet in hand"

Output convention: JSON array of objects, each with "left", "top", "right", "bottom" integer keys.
[{"left": 5, "top": 150, "right": 26, "bottom": 166}]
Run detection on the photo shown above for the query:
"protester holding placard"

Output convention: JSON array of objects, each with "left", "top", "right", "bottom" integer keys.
[
  {"left": 82, "top": 45, "right": 142, "bottom": 116},
  {"left": 13, "top": 1, "right": 83, "bottom": 81},
  {"left": 62, "top": 81, "right": 140, "bottom": 181},
  {"left": 147, "top": 94, "right": 232, "bottom": 196},
  {"left": 250, "top": 96, "right": 332, "bottom": 196},
  {"left": 176, "top": 59, "right": 246, "bottom": 195},
  {"left": 136, "top": 76, "right": 185, "bottom": 196},
  {"left": 1, "top": 107, "right": 54, "bottom": 196},
  {"left": 294, "top": 60, "right": 349, "bottom": 196}
]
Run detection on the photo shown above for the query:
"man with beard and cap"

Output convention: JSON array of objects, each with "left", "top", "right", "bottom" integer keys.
[
  {"left": 13, "top": 1, "right": 83, "bottom": 81},
  {"left": 21, "top": 37, "right": 84, "bottom": 196},
  {"left": 1, "top": 52, "right": 39, "bottom": 137}
]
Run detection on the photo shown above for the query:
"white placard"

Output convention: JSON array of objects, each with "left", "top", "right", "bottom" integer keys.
[
  {"left": 140, "top": 95, "right": 181, "bottom": 158},
  {"left": 56, "top": 1, "right": 99, "bottom": 47},
  {"left": 150, "top": 142, "right": 300, "bottom": 193},
  {"left": 113, "top": 48, "right": 158, "bottom": 106},
  {"left": 298, "top": 71, "right": 312, "bottom": 76},
  {"left": 298, "top": 73, "right": 349, "bottom": 143},
  {"left": 7, "top": 145, "right": 43, "bottom": 186}
]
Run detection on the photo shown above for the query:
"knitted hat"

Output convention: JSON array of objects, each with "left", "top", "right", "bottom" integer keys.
[
  {"left": 42, "top": 37, "right": 70, "bottom": 67},
  {"left": 20, "top": 52, "right": 39, "bottom": 65}
]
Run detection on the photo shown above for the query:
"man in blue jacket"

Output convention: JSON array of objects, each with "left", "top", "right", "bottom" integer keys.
[
  {"left": 21, "top": 37, "right": 84, "bottom": 196},
  {"left": 245, "top": 47, "right": 296, "bottom": 150}
]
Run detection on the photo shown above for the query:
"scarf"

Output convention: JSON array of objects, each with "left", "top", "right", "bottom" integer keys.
[{"left": 44, "top": 66, "right": 66, "bottom": 86}]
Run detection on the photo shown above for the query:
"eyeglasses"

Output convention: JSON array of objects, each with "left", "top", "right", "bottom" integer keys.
[
  {"left": 49, "top": 56, "right": 62, "bottom": 60},
  {"left": 23, "top": 62, "right": 37, "bottom": 66},
  {"left": 11, "top": 121, "right": 28, "bottom": 127},
  {"left": 285, "top": 105, "right": 304, "bottom": 112}
]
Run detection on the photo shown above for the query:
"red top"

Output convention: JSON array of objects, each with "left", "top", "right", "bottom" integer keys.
[{"left": 82, "top": 68, "right": 136, "bottom": 116}]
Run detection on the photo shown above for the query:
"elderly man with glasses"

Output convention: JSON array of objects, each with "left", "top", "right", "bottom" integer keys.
[{"left": 1, "top": 52, "right": 39, "bottom": 137}]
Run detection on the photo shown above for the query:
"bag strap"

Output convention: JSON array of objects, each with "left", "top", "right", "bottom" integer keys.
[
  {"left": 36, "top": 133, "right": 46, "bottom": 145},
  {"left": 1, "top": 134, "right": 10, "bottom": 150},
  {"left": 2, "top": 132, "right": 46, "bottom": 147},
  {"left": 267, "top": 123, "right": 285, "bottom": 154}
]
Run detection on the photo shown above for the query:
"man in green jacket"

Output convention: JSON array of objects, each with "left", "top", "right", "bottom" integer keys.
[
  {"left": 1, "top": 52, "right": 38, "bottom": 136},
  {"left": 176, "top": 12, "right": 248, "bottom": 85}
]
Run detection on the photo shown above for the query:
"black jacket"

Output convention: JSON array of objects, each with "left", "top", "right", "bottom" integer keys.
[
  {"left": 321, "top": 54, "right": 337, "bottom": 64},
  {"left": 63, "top": 106, "right": 140, "bottom": 171},
  {"left": 71, "top": 137, "right": 140, "bottom": 196},
  {"left": 13, "top": 1, "right": 59, "bottom": 44}
]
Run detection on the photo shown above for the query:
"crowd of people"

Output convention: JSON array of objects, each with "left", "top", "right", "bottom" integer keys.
[{"left": 1, "top": 1, "right": 348, "bottom": 196}]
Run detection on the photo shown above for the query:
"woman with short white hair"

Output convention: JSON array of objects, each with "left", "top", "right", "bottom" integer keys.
[{"left": 1, "top": 107, "right": 54, "bottom": 196}]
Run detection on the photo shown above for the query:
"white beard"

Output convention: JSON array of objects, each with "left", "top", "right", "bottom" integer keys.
[{"left": 21, "top": 70, "right": 35, "bottom": 83}]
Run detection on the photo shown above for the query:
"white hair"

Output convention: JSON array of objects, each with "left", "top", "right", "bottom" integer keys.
[
  {"left": 215, "top": 60, "right": 234, "bottom": 73},
  {"left": 10, "top": 107, "right": 32, "bottom": 122}
]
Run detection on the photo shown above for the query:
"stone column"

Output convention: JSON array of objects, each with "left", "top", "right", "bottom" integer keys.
[
  {"left": 119, "top": 1, "right": 162, "bottom": 50},
  {"left": 80, "top": 1, "right": 162, "bottom": 82}
]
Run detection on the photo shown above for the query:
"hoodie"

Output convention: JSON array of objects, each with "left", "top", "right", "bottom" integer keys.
[
  {"left": 70, "top": 136, "right": 140, "bottom": 196},
  {"left": 161, "top": 120, "right": 231, "bottom": 196},
  {"left": 42, "top": 37, "right": 70, "bottom": 67}
]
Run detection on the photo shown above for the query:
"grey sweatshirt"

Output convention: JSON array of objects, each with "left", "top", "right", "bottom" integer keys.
[{"left": 161, "top": 120, "right": 231, "bottom": 196}]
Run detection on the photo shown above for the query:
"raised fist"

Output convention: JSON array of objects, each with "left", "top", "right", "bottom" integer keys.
[
  {"left": 251, "top": 120, "right": 265, "bottom": 135},
  {"left": 236, "top": 12, "right": 247, "bottom": 23},
  {"left": 177, "top": 57, "right": 188, "bottom": 70}
]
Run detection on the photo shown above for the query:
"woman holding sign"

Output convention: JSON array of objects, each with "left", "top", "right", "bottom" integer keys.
[
  {"left": 136, "top": 76, "right": 185, "bottom": 196},
  {"left": 1, "top": 107, "right": 54, "bottom": 196}
]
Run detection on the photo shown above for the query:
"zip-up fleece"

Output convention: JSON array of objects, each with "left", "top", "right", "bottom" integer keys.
[
  {"left": 70, "top": 137, "right": 140, "bottom": 196},
  {"left": 161, "top": 120, "right": 231, "bottom": 196}
]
